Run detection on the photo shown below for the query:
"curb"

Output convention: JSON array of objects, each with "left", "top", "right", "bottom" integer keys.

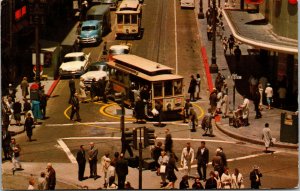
[
  {"left": 47, "top": 77, "right": 61, "bottom": 97},
  {"left": 215, "top": 122, "right": 298, "bottom": 150}
]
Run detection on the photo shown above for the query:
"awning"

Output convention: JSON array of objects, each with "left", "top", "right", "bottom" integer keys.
[{"left": 223, "top": 9, "right": 298, "bottom": 55}]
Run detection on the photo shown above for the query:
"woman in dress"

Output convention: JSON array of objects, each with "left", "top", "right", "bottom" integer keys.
[
  {"left": 157, "top": 151, "right": 169, "bottom": 187},
  {"left": 221, "top": 167, "right": 232, "bottom": 189},
  {"left": 231, "top": 168, "right": 244, "bottom": 189},
  {"left": 165, "top": 153, "right": 178, "bottom": 189}
]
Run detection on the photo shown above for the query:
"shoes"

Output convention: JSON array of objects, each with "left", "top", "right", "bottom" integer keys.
[{"left": 89, "top": 175, "right": 94, "bottom": 178}]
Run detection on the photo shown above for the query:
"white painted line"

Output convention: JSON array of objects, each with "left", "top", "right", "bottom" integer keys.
[
  {"left": 174, "top": 0, "right": 178, "bottom": 74},
  {"left": 57, "top": 138, "right": 77, "bottom": 164},
  {"left": 61, "top": 136, "right": 236, "bottom": 144}
]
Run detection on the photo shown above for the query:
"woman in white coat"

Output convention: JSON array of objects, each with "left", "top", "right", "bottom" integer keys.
[
  {"left": 221, "top": 167, "right": 232, "bottom": 189},
  {"left": 262, "top": 123, "right": 273, "bottom": 152},
  {"left": 231, "top": 168, "right": 244, "bottom": 189}
]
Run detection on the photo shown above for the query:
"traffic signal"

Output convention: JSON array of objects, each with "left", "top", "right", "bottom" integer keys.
[
  {"left": 144, "top": 127, "right": 155, "bottom": 147},
  {"left": 124, "top": 128, "right": 137, "bottom": 150}
]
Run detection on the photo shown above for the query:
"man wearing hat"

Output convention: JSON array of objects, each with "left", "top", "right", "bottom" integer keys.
[{"left": 249, "top": 165, "right": 262, "bottom": 189}]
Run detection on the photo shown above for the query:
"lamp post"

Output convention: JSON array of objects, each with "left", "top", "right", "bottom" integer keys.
[
  {"left": 209, "top": 0, "right": 218, "bottom": 73},
  {"left": 198, "top": 0, "right": 205, "bottom": 19},
  {"left": 28, "top": 0, "right": 47, "bottom": 87}
]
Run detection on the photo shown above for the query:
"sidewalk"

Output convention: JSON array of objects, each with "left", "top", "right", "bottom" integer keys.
[
  {"left": 6, "top": 79, "right": 60, "bottom": 136},
  {"left": 195, "top": 0, "right": 298, "bottom": 149}
]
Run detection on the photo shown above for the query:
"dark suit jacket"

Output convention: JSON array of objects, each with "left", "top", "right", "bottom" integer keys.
[
  {"left": 88, "top": 147, "right": 98, "bottom": 162},
  {"left": 47, "top": 168, "right": 56, "bottom": 187},
  {"left": 250, "top": 170, "right": 262, "bottom": 188},
  {"left": 196, "top": 147, "right": 209, "bottom": 164},
  {"left": 116, "top": 159, "right": 128, "bottom": 177},
  {"left": 76, "top": 150, "right": 86, "bottom": 165}
]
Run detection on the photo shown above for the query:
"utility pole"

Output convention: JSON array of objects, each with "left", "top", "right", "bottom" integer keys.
[
  {"left": 198, "top": 0, "right": 205, "bottom": 19},
  {"left": 120, "top": 93, "right": 125, "bottom": 153},
  {"left": 138, "top": 127, "right": 143, "bottom": 189},
  {"left": 209, "top": 0, "right": 218, "bottom": 73}
]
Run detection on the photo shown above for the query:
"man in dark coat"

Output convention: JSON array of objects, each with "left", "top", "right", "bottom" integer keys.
[
  {"left": 46, "top": 163, "right": 56, "bottom": 190},
  {"left": 70, "top": 93, "right": 81, "bottom": 122},
  {"left": 76, "top": 145, "right": 86, "bottom": 181},
  {"left": 88, "top": 142, "right": 98, "bottom": 179},
  {"left": 13, "top": 99, "right": 22, "bottom": 126},
  {"left": 39, "top": 89, "right": 48, "bottom": 119},
  {"left": 2, "top": 128, "right": 11, "bottom": 160},
  {"left": 188, "top": 75, "right": 197, "bottom": 102},
  {"left": 164, "top": 129, "right": 173, "bottom": 154},
  {"left": 196, "top": 141, "right": 209, "bottom": 181},
  {"left": 250, "top": 165, "right": 262, "bottom": 189},
  {"left": 69, "top": 75, "right": 76, "bottom": 104},
  {"left": 134, "top": 97, "right": 145, "bottom": 123},
  {"left": 115, "top": 153, "right": 128, "bottom": 189},
  {"left": 98, "top": 77, "right": 106, "bottom": 101},
  {"left": 253, "top": 88, "right": 262, "bottom": 119},
  {"left": 152, "top": 141, "right": 163, "bottom": 170},
  {"left": 209, "top": 89, "right": 218, "bottom": 115},
  {"left": 24, "top": 113, "right": 34, "bottom": 142}
]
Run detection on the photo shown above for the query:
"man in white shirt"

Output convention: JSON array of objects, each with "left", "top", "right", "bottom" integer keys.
[
  {"left": 181, "top": 142, "right": 195, "bottom": 176},
  {"left": 265, "top": 83, "right": 273, "bottom": 110}
]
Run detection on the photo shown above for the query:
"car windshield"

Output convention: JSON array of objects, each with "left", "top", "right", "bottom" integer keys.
[
  {"left": 109, "top": 48, "right": 129, "bottom": 55},
  {"left": 82, "top": 26, "right": 96, "bottom": 31},
  {"left": 87, "top": 64, "right": 106, "bottom": 71},
  {"left": 64, "top": 56, "right": 85, "bottom": 62}
]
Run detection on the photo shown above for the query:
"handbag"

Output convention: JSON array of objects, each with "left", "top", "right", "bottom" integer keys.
[{"left": 160, "top": 164, "right": 166, "bottom": 174}]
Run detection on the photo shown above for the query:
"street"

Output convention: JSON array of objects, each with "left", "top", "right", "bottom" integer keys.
[{"left": 2, "top": 0, "right": 299, "bottom": 189}]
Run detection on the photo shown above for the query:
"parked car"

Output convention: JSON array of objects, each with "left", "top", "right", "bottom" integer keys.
[
  {"left": 59, "top": 52, "right": 91, "bottom": 77},
  {"left": 100, "top": 0, "right": 118, "bottom": 10},
  {"left": 80, "top": 61, "right": 108, "bottom": 88},
  {"left": 78, "top": 20, "right": 102, "bottom": 45}
]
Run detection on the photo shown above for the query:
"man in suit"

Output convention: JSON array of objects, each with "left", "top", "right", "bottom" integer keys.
[
  {"left": 196, "top": 141, "right": 209, "bottom": 181},
  {"left": 88, "top": 142, "right": 98, "bottom": 180},
  {"left": 115, "top": 153, "right": 128, "bottom": 189},
  {"left": 46, "top": 163, "right": 56, "bottom": 190},
  {"left": 69, "top": 75, "right": 76, "bottom": 104},
  {"left": 70, "top": 93, "right": 81, "bottom": 122},
  {"left": 76, "top": 145, "right": 86, "bottom": 181},
  {"left": 250, "top": 165, "right": 263, "bottom": 189}
]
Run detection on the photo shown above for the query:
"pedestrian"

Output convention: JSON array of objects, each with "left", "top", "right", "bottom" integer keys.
[
  {"left": 76, "top": 145, "right": 86, "bottom": 181},
  {"left": 110, "top": 152, "right": 119, "bottom": 184},
  {"left": 140, "top": 85, "right": 150, "bottom": 115},
  {"left": 24, "top": 113, "right": 34, "bottom": 142},
  {"left": 2, "top": 96, "right": 12, "bottom": 130},
  {"left": 101, "top": 152, "right": 111, "bottom": 187},
  {"left": 181, "top": 142, "right": 195, "bottom": 176},
  {"left": 253, "top": 88, "right": 262, "bottom": 119},
  {"left": 201, "top": 108, "right": 214, "bottom": 137},
  {"left": 277, "top": 86, "right": 287, "bottom": 108},
  {"left": 189, "top": 107, "right": 198, "bottom": 132},
  {"left": 164, "top": 128, "right": 173, "bottom": 154},
  {"left": 28, "top": 176, "right": 35, "bottom": 190},
  {"left": 39, "top": 89, "right": 48, "bottom": 119},
  {"left": 70, "top": 93, "right": 81, "bottom": 122},
  {"left": 157, "top": 150, "right": 169, "bottom": 187},
  {"left": 103, "top": 78, "right": 111, "bottom": 103},
  {"left": 179, "top": 175, "right": 189, "bottom": 189},
  {"left": 46, "top": 163, "right": 56, "bottom": 190},
  {"left": 231, "top": 168, "right": 244, "bottom": 189},
  {"left": 216, "top": 147, "right": 227, "bottom": 168},
  {"left": 107, "top": 176, "right": 118, "bottom": 189},
  {"left": 13, "top": 99, "right": 22, "bottom": 126},
  {"left": 192, "top": 177, "right": 204, "bottom": 189},
  {"left": 122, "top": 128, "right": 134, "bottom": 158},
  {"left": 240, "top": 95, "right": 250, "bottom": 126},
  {"left": 209, "top": 88, "right": 218, "bottom": 115},
  {"left": 196, "top": 141, "right": 209, "bottom": 181},
  {"left": 195, "top": 74, "right": 201, "bottom": 99},
  {"left": 249, "top": 75, "right": 258, "bottom": 99},
  {"left": 258, "top": 83, "right": 264, "bottom": 110},
  {"left": 115, "top": 153, "right": 128, "bottom": 189},
  {"left": 134, "top": 97, "right": 145, "bottom": 123},
  {"left": 183, "top": 99, "right": 192, "bottom": 123},
  {"left": 38, "top": 172, "right": 47, "bottom": 190},
  {"left": 69, "top": 75, "right": 76, "bottom": 104},
  {"left": 212, "top": 150, "right": 224, "bottom": 177},
  {"left": 164, "top": 153, "right": 178, "bottom": 189},
  {"left": 205, "top": 171, "right": 218, "bottom": 189},
  {"left": 262, "top": 123, "right": 273, "bottom": 153},
  {"left": 234, "top": 45, "right": 241, "bottom": 62},
  {"left": 188, "top": 75, "right": 197, "bottom": 102},
  {"left": 220, "top": 167, "right": 232, "bottom": 189},
  {"left": 215, "top": 171, "right": 222, "bottom": 189},
  {"left": 221, "top": 85, "right": 229, "bottom": 118},
  {"left": 10, "top": 138, "right": 22, "bottom": 175},
  {"left": 265, "top": 83, "right": 273, "bottom": 110},
  {"left": 228, "top": 34, "right": 235, "bottom": 54},
  {"left": 2, "top": 128, "right": 12, "bottom": 160},
  {"left": 250, "top": 165, "right": 262, "bottom": 189},
  {"left": 215, "top": 72, "right": 224, "bottom": 92},
  {"left": 23, "top": 98, "right": 31, "bottom": 120},
  {"left": 21, "top": 77, "right": 29, "bottom": 98},
  {"left": 8, "top": 84, "right": 17, "bottom": 102},
  {"left": 216, "top": 90, "right": 223, "bottom": 114},
  {"left": 31, "top": 99, "right": 43, "bottom": 124},
  {"left": 151, "top": 141, "right": 163, "bottom": 172},
  {"left": 88, "top": 142, "right": 98, "bottom": 180},
  {"left": 90, "top": 78, "right": 97, "bottom": 102},
  {"left": 154, "top": 100, "right": 163, "bottom": 127},
  {"left": 222, "top": 37, "right": 228, "bottom": 54},
  {"left": 79, "top": 77, "right": 87, "bottom": 103},
  {"left": 80, "top": 0, "right": 88, "bottom": 22}
]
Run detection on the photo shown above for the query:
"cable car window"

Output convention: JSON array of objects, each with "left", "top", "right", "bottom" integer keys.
[
  {"left": 154, "top": 82, "right": 163, "bottom": 97},
  {"left": 164, "top": 81, "right": 173, "bottom": 96}
]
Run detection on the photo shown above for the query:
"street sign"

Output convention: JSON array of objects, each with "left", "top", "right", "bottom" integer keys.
[
  {"left": 228, "top": 74, "right": 242, "bottom": 80},
  {"left": 32, "top": 53, "right": 44, "bottom": 65}
]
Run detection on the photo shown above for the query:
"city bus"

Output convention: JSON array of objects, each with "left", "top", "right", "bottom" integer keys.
[
  {"left": 115, "top": 0, "right": 142, "bottom": 39},
  {"left": 106, "top": 54, "right": 184, "bottom": 117},
  {"left": 180, "top": 0, "right": 195, "bottom": 8}
]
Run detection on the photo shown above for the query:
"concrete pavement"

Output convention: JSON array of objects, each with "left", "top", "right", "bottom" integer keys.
[{"left": 195, "top": 0, "right": 298, "bottom": 149}]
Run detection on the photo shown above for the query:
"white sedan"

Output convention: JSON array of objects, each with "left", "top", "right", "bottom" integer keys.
[
  {"left": 59, "top": 52, "right": 91, "bottom": 77},
  {"left": 80, "top": 61, "right": 108, "bottom": 88}
]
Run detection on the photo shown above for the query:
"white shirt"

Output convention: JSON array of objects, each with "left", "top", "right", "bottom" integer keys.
[
  {"left": 265, "top": 87, "right": 273, "bottom": 98},
  {"left": 181, "top": 147, "right": 194, "bottom": 168},
  {"left": 28, "top": 185, "right": 34, "bottom": 190}
]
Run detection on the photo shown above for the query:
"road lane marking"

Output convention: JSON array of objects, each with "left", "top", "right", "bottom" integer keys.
[{"left": 57, "top": 138, "right": 77, "bottom": 164}]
